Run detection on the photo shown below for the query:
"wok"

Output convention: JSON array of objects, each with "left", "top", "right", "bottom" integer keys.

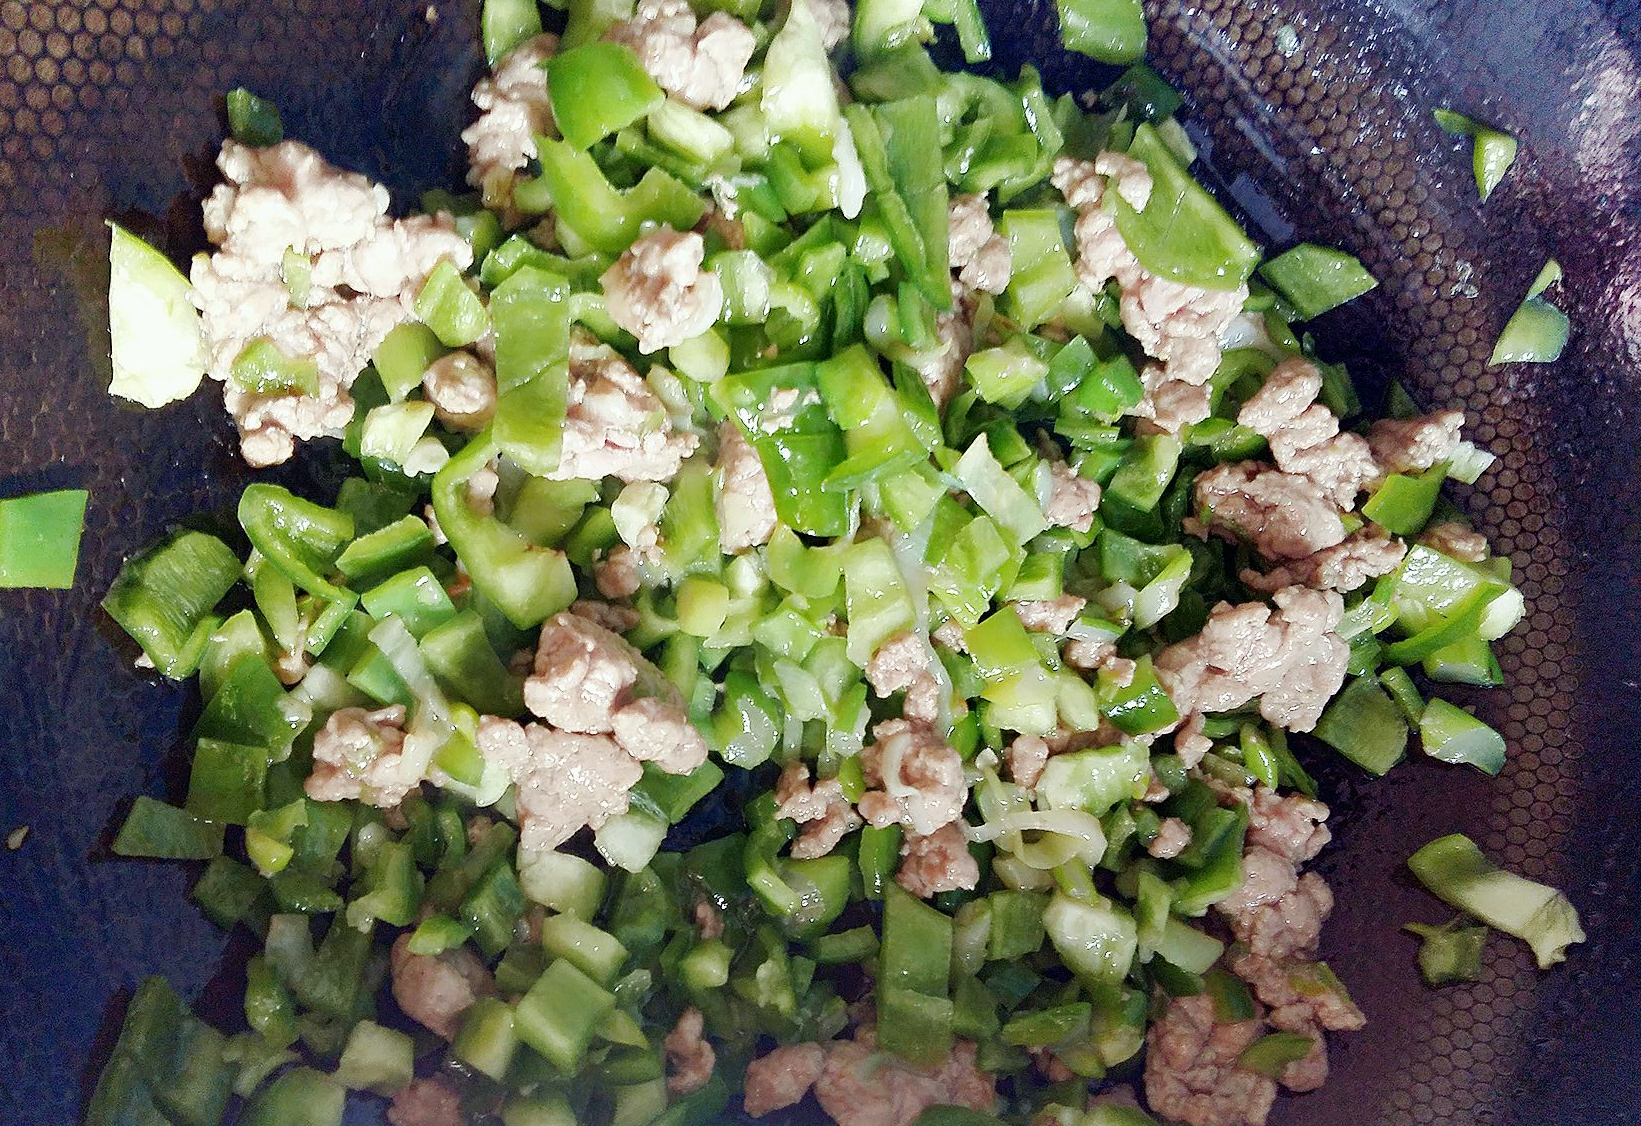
[{"left": 0, "top": 0, "right": 1637, "bottom": 1122}]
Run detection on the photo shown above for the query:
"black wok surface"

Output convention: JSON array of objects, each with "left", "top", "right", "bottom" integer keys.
[{"left": 1, "top": 0, "right": 1637, "bottom": 1122}]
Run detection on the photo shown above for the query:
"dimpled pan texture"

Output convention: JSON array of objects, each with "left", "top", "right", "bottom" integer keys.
[{"left": 0, "top": 1, "right": 1636, "bottom": 1124}]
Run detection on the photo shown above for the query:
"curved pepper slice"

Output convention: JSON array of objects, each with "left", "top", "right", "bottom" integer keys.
[
  {"left": 430, "top": 431, "right": 576, "bottom": 629},
  {"left": 238, "top": 483, "right": 354, "bottom": 602}
]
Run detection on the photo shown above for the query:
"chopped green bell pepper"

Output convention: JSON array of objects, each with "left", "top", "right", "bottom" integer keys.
[
  {"left": 1362, "top": 465, "right": 1445, "bottom": 536},
  {"left": 1237, "top": 1031, "right": 1315, "bottom": 1077},
  {"left": 431, "top": 432, "right": 576, "bottom": 628},
  {"left": 712, "top": 363, "right": 851, "bottom": 537},
  {"left": 528, "top": 138, "right": 707, "bottom": 255},
  {"left": 844, "top": 96, "right": 950, "bottom": 307},
  {"left": 1313, "top": 674, "right": 1408, "bottom": 774},
  {"left": 491, "top": 265, "right": 571, "bottom": 474},
  {"left": 1258, "top": 243, "right": 1378, "bottom": 321},
  {"left": 226, "top": 87, "right": 284, "bottom": 147},
  {"left": 415, "top": 259, "right": 489, "bottom": 348},
  {"left": 114, "top": 796, "right": 225, "bottom": 860},
  {"left": 104, "top": 529, "right": 241, "bottom": 677},
  {"left": 1418, "top": 698, "right": 1506, "bottom": 775},
  {"left": 1043, "top": 891, "right": 1137, "bottom": 986},
  {"left": 1407, "top": 833, "right": 1584, "bottom": 969},
  {"left": 482, "top": 0, "right": 543, "bottom": 64},
  {"left": 1433, "top": 108, "right": 1518, "bottom": 202},
  {"left": 1404, "top": 917, "right": 1487, "bottom": 986},
  {"left": 238, "top": 484, "right": 354, "bottom": 602},
  {"left": 516, "top": 959, "right": 618, "bottom": 1071},
  {"left": 1056, "top": 0, "right": 1145, "bottom": 64},
  {"left": 1110, "top": 124, "right": 1260, "bottom": 291},
  {"left": 548, "top": 42, "right": 664, "bottom": 150},
  {"left": 879, "top": 882, "right": 956, "bottom": 1064},
  {"left": 0, "top": 487, "right": 87, "bottom": 590}
]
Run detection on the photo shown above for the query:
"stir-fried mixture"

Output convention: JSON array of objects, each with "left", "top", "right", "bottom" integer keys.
[{"left": 83, "top": 1, "right": 1584, "bottom": 1125}]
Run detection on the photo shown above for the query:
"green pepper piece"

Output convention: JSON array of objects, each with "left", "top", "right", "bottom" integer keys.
[
  {"left": 415, "top": 260, "right": 489, "bottom": 348},
  {"left": 1418, "top": 697, "right": 1506, "bottom": 775},
  {"left": 431, "top": 432, "right": 576, "bottom": 629},
  {"left": 965, "top": 336, "right": 1050, "bottom": 408},
  {"left": 1385, "top": 584, "right": 1502, "bottom": 665},
  {"left": 346, "top": 838, "right": 426, "bottom": 930},
  {"left": 333, "top": 477, "right": 418, "bottom": 536},
  {"left": 1002, "top": 1002, "right": 1092, "bottom": 1048},
  {"left": 879, "top": 883, "right": 956, "bottom": 1064},
  {"left": 419, "top": 610, "right": 526, "bottom": 716},
  {"left": 371, "top": 322, "right": 446, "bottom": 403},
  {"left": 996, "top": 209, "right": 1073, "bottom": 327},
  {"left": 1101, "top": 63, "right": 1182, "bottom": 124},
  {"left": 407, "top": 913, "right": 475, "bottom": 957},
  {"left": 858, "top": 823, "right": 902, "bottom": 901},
  {"left": 1489, "top": 294, "right": 1570, "bottom": 365},
  {"left": 954, "top": 433, "right": 1047, "bottom": 545},
  {"left": 1110, "top": 124, "right": 1260, "bottom": 291},
  {"left": 805, "top": 925, "right": 880, "bottom": 966},
  {"left": 548, "top": 42, "right": 664, "bottom": 150},
  {"left": 114, "top": 796, "right": 225, "bottom": 860},
  {"left": 778, "top": 853, "right": 854, "bottom": 941},
  {"left": 562, "top": 0, "right": 635, "bottom": 48},
  {"left": 1055, "top": 0, "right": 1145, "bottom": 64},
  {"left": 246, "top": 800, "right": 308, "bottom": 876},
  {"left": 230, "top": 337, "right": 320, "bottom": 397},
  {"left": 460, "top": 859, "right": 526, "bottom": 957},
  {"left": 1237, "top": 1031, "right": 1316, "bottom": 1077},
  {"left": 712, "top": 364, "right": 851, "bottom": 537},
  {"left": 844, "top": 96, "right": 950, "bottom": 307},
  {"left": 1378, "top": 665, "right": 1426, "bottom": 724},
  {"left": 515, "top": 959, "right": 618, "bottom": 1071},
  {"left": 1422, "top": 633, "right": 1503, "bottom": 687},
  {"left": 852, "top": 0, "right": 926, "bottom": 60},
  {"left": 241, "top": 1067, "right": 344, "bottom": 1126},
  {"left": 1043, "top": 890, "right": 1138, "bottom": 986},
  {"left": 361, "top": 565, "right": 458, "bottom": 639},
  {"left": 185, "top": 738, "right": 269, "bottom": 825},
  {"left": 150, "top": 1019, "right": 234, "bottom": 1126},
  {"left": 1403, "top": 917, "right": 1487, "bottom": 986},
  {"left": 195, "top": 652, "right": 309, "bottom": 756},
  {"left": 334, "top": 1020, "right": 415, "bottom": 1096},
  {"left": 0, "top": 488, "right": 87, "bottom": 589},
  {"left": 241, "top": 953, "right": 300, "bottom": 1052},
  {"left": 1312, "top": 674, "right": 1408, "bottom": 774},
  {"left": 527, "top": 139, "right": 706, "bottom": 255},
  {"left": 1362, "top": 464, "right": 1446, "bottom": 536},
  {"left": 631, "top": 759, "right": 724, "bottom": 824},
  {"left": 1407, "top": 833, "right": 1584, "bottom": 969},
  {"left": 451, "top": 997, "right": 520, "bottom": 1081},
  {"left": 1058, "top": 346, "right": 1145, "bottom": 429},
  {"left": 1096, "top": 655, "right": 1179, "bottom": 736},
  {"left": 104, "top": 529, "right": 241, "bottom": 677},
  {"left": 1433, "top": 108, "right": 1518, "bottom": 202},
  {"left": 816, "top": 345, "right": 930, "bottom": 490},
  {"left": 491, "top": 266, "right": 571, "bottom": 475},
  {"left": 225, "top": 87, "right": 284, "bottom": 146},
  {"left": 763, "top": 0, "right": 861, "bottom": 188},
  {"left": 1104, "top": 432, "right": 1183, "bottom": 515},
  {"left": 238, "top": 484, "right": 354, "bottom": 602},
  {"left": 192, "top": 856, "right": 266, "bottom": 931},
  {"left": 1258, "top": 243, "right": 1379, "bottom": 321},
  {"left": 335, "top": 515, "right": 437, "bottom": 589},
  {"left": 986, "top": 889, "right": 1049, "bottom": 960},
  {"left": 85, "top": 977, "right": 226, "bottom": 1126},
  {"left": 482, "top": 0, "right": 544, "bottom": 65},
  {"left": 1037, "top": 741, "right": 1148, "bottom": 818}
]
